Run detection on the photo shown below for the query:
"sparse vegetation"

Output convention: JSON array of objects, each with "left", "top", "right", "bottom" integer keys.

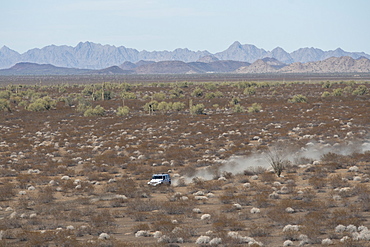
[{"left": 0, "top": 78, "right": 369, "bottom": 246}]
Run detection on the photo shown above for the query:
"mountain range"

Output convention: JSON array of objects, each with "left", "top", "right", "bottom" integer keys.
[
  {"left": 1, "top": 41, "right": 370, "bottom": 70},
  {"left": 1, "top": 56, "right": 370, "bottom": 75}
]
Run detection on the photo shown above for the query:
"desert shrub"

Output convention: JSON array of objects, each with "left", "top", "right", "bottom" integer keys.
[
  {"left": 171, "top": 101, "right": 185, "bottom": 111},
  {"left": 321, "top": 91, "right": 331, "bottom": 97},
  {"left": 352, "top": 85, "right": 369, "bottom": 95},
  {"left": 117, "top": 106, "right": 130, "bottom": 116},
  {"left": 205, "top": 92, "right": 216, "bottom": 99},
  {"left": 0, "top": 182, "right": 15, "bottom": 201},
  {"left": 0, "top": 99, "right": 11, "bottom": 111},
  {"left": 328, "top": 174, "right": 349, "bottom": 188},
  {"left": 84, "top": 105, "right": 105, "bottom": 116},
  {"left": 300, "top": 211, "right": 328, "bottom": 243},
  {"left": 244, "top": 86, "right": 256, "bottom": 95},
  {"left": 121, "top": 91, "right": 137, "bottom": 99},
  {"left": 212, "top": 214, "right": 245, "bottom": 232},
  {"left": 308, "top": 176, "right": 327, "bottom": 189},
  {"left": 27, "top": 96, "right": 56, "bottom": 111},
  {"left": 169, "top": 88, "right": 184, "bottom": 98},
  {"left": 288, "top": 94, "right": 307, "bottom": 103},
  {"left": 152, "top": 92, "right": 167, "bottom": 100},
  {"left": 332, "top": 88, "right": 344, "bottom": 96},
  {"left": 237, "top": 81, "right": 256, "bottom": 88},
  {"left": 0, "top": 90, "right": 11, "bottom": 99},
  {"left": 82, "top": 85, "right": 94, "bottom": 96},
  {"left": 329, "top": 208, "right": 362, "bottom": 227},
  {"left": 60, "top": 96, "right": 74, "bottom": 106},
  {"left": 161, "top": 200, "right": 192, "bottom": 215},
  {"left": 93, "top": 89, "right": 112, "bottom": 100},
  {"left": 203, "top": 82, "right": 218, "bottom": 90},
  {"left": 37, "top": 186, "right": 55, "bottom": 203},
  {"left": 249, "top": 223, "right": 271, "bottom": 237},
  {"left": 266, "top": 207, "right": 294, "bottom": 226},
  {"left": 76, "top": 97, "right": 91, "bottom": 112},
  {"left": 247, "top": 103, "right": 262, "bottom": 113},
  {"left": 322, "top": 81, "right": 333, "bottom": 88},
  {"left": 143, "top": 100, "right": 159, "bottom": 113},
  {"left": 343, "top": 86, "right": 353, "bottom": 94},
  {"left": 90, "top": 210, "right": 116, "bottom": 233},
  {"left": 120, "top": 82, "right": 132, "bottom": 91},
  {"left": 157, "top": 101, "right": 172, "bottom": 112},
  {"left": 190, "top": 104, "right": 205, "bottom": 115},
  {"left": 191, "top": 87, "right": 204, "bottom": 97},
  {"left": 230, "top": 97, "right": 240, "bottom": 105},
  {"left": 233, "top": 104, "right": 245, "bottom": 113}
]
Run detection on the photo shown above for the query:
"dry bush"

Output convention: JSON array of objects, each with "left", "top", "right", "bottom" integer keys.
[
  {"left": 328, "top": 173, "right": 350, "bottom": 188},
  {"left": 131, "top": 223, "right": 150, "bottom": 233},
  {"left": 212, "top": 214, "right": 246, "bottom": 232},
  {"left": 266, "top": 206, "right": 294, "bottom": 226},
  {"left": 299, "top": 210, "right": 328, "bottom": 243},
  {"left": 308, "top": 176, "right": 327, "bottom": 190},
  {"left": 252, "top": 191, "right": 271, "bottom": 208},
  {"left": 328, "top": 208, "right": 363, "bottom": 227},
  {"left": 248, "top": 222, "right": 271, "bottom": 237},
  {"left": 36, "top": 186, "right": 55, "bottom": 203},
  {"left": 259, "top": 171, "right": 276, "bottom": 183},
  {"left": 160, "top": 200, "right": 193, "bottom": 215},
  {"left": 353, "top": 183, "right": 370, "bottom": 211},
  {"left": 89, "top": 210, "right": 117, "bottom": 234},
  {"left": 0, "top": 182, "right": 15, "bottom": 201}
]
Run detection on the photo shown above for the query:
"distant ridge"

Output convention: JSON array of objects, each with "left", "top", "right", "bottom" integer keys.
[
  {"left": 1, "top": 56, "right": 370, "bottom": 75},
  {"left": 0, "top": 41, "right": 369, "bottom": 70}
]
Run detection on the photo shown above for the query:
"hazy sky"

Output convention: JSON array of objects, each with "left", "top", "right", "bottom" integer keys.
[{"left": 1, "top": 0, "right": 369, "bottom": 54}]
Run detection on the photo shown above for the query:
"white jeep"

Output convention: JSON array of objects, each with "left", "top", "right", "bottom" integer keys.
[{"left": 148, "top": 173, "right": 171, "bottom": 186}]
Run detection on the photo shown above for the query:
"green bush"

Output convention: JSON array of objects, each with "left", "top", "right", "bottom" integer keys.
[
  {"left": 157, "top": 101, "right": 172, "bottom": 112},
  {"left": 0, "top": 99, "right": 11, "bottom": 111},
  {"left": 143, "top": 100, "right": 159, "bottom": 113},
  {"left": 169, "top": 88, "right": 184, "bottom": 99},
  {"left": 230, "top": 97, "right": 241, "bottom": 105},
  {"left": 203, "top": 82, "right": 218, "bottom": 90},
  {"left": 84, "top": 105, "right": 105, "bottom": 116},
  {"left": 117, "top": 106, "right": 130, "bottom": 116},
  {"left": 332, "top": 88, "right": 343, "bottom": 96},
  {"left": 27, "top": 96, "right": 56, "bottom": 111},
  {"left": 205, "top": 92, "right": 216, "bottom": 99},
  {"left": 343, "top": 86, "right": 353, "bottom": 94},
  {"left": 0, "top": 90, "right": 11, "bottom": 99},
  {"left": 214, "top": 91, "right": 224, "bottom": 98},
  {"left": 191, "top": 87, "right": 204, "bottom": 97},
  {"left": 237, "top": 81, "right": 256, "bottom": 89},
  {"left": 172, "top": 102, "right": 185, "bottom": 111},
  {"left": 248, "top": 103, "right": 262, "bottom": 113},
  {"left": 152, "top": 92, "right": 167, "bottom": 101},
  {"left": 322, "top": 81, "right": 332, "bottom": 88},
  {"left": 233, "top": 104, "right": 245, "bottom": 113},
  {"left": 121, "top": 92, "right": 137, "bottom": 99},
  {"left": 352, "top": 85, "right": 369, "bottom": 95},
  {"left": 244, "top": 86, "right": 256, "bottom": 95},
  {"left": 288, "top": 94, "right": 307, "bottom": 103},
  {"left": 93, "top": 90, "right": 112, "bottom": 100},
  {"left": 190, "top": 104, "right": 205, "bottom": 115},
  {"left": 76, "top": 97, "right": 91, "bottom": 113},
  {"left": 321, "top": 91, "right": 331, "bottom": 98}
]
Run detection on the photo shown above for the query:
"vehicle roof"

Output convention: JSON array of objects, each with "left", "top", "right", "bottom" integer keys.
[{"left": 153, "top": 173, "right": 169, "bottom": 176}]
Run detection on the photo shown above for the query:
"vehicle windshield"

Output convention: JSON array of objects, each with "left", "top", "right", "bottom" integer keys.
[{"left": 152, "top": 176, "right": 164, "bottom": 179}]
